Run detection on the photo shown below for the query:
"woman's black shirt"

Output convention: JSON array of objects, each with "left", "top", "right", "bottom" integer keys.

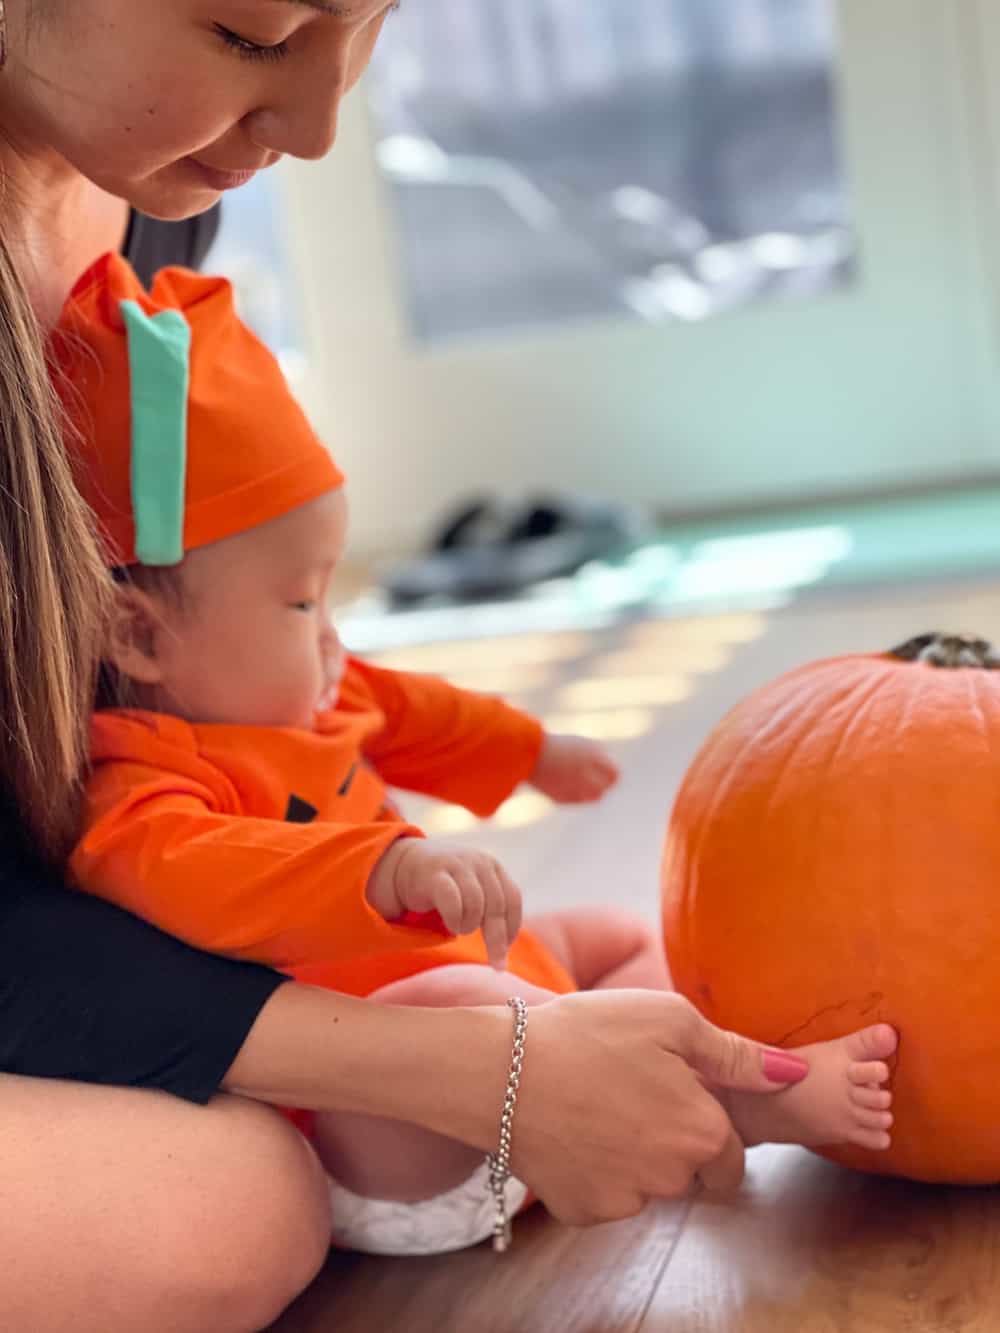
[{"left": 0, "top": 205, "right": 287, "bottom": 1103}]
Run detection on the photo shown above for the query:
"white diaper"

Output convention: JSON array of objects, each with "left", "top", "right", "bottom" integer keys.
[{"left": 327, "top": 1161, "right": 529, "bottom": 1256}]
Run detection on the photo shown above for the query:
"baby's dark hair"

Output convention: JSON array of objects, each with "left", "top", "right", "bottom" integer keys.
[{"left": 111, "top": 561, "right": 186, "bottom": 605}]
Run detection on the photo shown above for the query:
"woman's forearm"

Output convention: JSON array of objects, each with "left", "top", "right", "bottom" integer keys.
[
  {"left": 223, "top": 981, "right": 511, "bottom": 1152},
  {"left": 225, "top": 982, "right": 808, "bottom": 1228}
]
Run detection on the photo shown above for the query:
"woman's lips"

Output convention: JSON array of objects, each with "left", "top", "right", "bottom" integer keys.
[{"left": 186, "top": 158, "right": 260, "bottom": 192}]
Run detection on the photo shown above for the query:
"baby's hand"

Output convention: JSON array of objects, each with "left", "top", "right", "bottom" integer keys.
[
  {"left": 366, "top": 839, "right": 522, "bottom": 970},
  {"left": 530, "top": 733, "right": 620, "bottom": 804}
]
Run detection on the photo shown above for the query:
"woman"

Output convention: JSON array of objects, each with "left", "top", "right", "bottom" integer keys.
[{"left": 0, "top": 3, "right": 808, "bottom": 1329}]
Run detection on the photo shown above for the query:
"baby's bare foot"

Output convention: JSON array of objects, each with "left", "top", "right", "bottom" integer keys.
[{"left": 719, "top": 1023, "right": 897, "bottom": 1152}]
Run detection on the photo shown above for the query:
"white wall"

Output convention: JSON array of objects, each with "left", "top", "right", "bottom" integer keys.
[{"left": 284, "top": 0, "right": 1000, "bottom": 558}]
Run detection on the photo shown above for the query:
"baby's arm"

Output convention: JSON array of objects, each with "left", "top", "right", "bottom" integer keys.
[
  {"left": 343, "top": 659, "right": 618, "bottom": 812},
  {"left": 72, "top": 773, "right": 450, "bottom": 972}
]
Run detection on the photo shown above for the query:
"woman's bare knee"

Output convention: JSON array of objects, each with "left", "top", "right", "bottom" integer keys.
[
  {"left": 154, "top": 1093, "right": 332, "bottom": 1330},
  {"left": 0, "top": 1078, "right": 331, "bottom": 1333}
]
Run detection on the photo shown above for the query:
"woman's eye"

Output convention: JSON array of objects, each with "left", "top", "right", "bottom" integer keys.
[
  {"left": 290, "top": 600, "right": 317, "bottom": 613},
  {"left": 214, "top": 23, "right": 291, "bottom": 63}
]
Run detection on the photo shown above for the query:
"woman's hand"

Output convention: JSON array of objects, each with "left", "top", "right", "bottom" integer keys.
[{"left": 495, "top": 990, "right": 801, "bottom": 1224}]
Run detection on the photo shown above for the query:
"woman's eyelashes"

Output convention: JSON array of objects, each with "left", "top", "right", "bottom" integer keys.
[
  {"left": 213, "top": 23, "right": 291, "bottom": 63},
  {"left": 214, "top": 1, "right": 400, "bottom": 62}
]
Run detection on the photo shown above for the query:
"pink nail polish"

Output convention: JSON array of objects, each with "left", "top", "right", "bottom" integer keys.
[{"left": 763, "top": 1049, "right": 809, "bottom": 1084}]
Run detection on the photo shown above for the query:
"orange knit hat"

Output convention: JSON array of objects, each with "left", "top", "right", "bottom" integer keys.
[{"left": 51, "top": 252, "right": 343, "bottom": 568}]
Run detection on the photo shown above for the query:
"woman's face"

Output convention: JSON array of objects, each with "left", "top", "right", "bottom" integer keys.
[{"left": 6, "top": 0, "right": 398, "bottom": 218}]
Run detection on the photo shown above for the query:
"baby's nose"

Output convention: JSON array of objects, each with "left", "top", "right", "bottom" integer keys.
[
  {"left": 321, "top": 622, "right": 345, "bottom": 672},
  {"left": 320, "top": 618, "right": 340, "bottom": 649}
]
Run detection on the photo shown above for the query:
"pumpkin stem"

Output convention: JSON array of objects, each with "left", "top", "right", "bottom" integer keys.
[{"left": 889, "top": 633, "right": 1000, "bottom": 669}]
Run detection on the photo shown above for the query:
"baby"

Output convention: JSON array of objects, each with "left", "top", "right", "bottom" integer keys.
[{"left": 56, "top": 254, "right": 895, "bottom": 1256}]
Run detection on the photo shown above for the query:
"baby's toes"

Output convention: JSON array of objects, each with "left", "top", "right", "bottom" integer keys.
[
  {"left": 855, "top": 1105, "right": 893, "bottom": 1131},
  {"left": 843, "top": 1023, "right": 898, "bottom": 1064},
  {"left": 848, "top": 1125, "right": 892, "bottom": 1152},
  {"left": 850, "top": 1085, "right": 892, "bottom": 1111},
  {"left": 849, "top": 1059, "right": 891, "bottom": 1087}
]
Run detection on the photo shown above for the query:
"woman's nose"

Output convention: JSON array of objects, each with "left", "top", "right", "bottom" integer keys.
[{"left": 246, "top": 64, "right": 348, "bottom": 161}]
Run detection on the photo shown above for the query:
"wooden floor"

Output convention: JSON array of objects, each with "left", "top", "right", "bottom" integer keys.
[
  {"left": 271, "top": 1145, "right": 1000, "bottom": 1332},
  {"left": 272, "top": 575, "right": 1000, "bottom": 1332}
]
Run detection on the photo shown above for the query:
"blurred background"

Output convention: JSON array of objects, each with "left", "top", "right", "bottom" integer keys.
[{"left": 206, "top": 0, "right": 1000, "bottom": 917}]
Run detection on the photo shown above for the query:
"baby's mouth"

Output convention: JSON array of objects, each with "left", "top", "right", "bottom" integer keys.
[{"left": 315, "top": 682, "right": 340, "bottom": 713}]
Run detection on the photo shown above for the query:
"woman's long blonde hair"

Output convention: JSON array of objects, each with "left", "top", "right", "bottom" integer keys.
[{"left": 0, "top": 229, "right": 110, "bottom": 863}]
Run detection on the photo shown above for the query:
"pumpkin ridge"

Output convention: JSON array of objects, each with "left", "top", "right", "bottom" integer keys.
[
  {"left": 976, "top": 672, "right": 1000, "bottom": 827},
  {"left": 824, "top": 665, "right": 894, "bottom": 1057},
  {"left": 684, "top": 670, "right": 829, "bottom": 1008},
  {"left": 761, "top": 677, "right": 831, "bottom": 828},
  {"left": 819, "top": 661, "right": 895, "bottom": 784},
  {"left": 773, "top": 665, "right": 889, "bottom": 899},
  {"left": 964, "top": 667, "right": 993, "bottom": 773}
]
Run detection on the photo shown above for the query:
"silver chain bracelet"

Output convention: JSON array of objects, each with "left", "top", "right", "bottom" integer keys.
[{"left": 485, "top": 996, "right": 528, "bottom": 1253}]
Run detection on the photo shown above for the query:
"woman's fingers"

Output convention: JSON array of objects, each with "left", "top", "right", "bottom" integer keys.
[
  {"left": 549, "top": 1189, "right": 649, "bottom": 1229},
  {"left": 694, "top": 1118, "right": 746, "bottom": 1194},
  {"left": 508, "top": 993, "right": 743, "bottom": 1223},
  {"left": 662, "top": 995, "right": 808, "bottom": 1094}
]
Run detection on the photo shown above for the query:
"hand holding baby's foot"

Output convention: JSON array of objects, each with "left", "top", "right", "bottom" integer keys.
[
  {"left": 530, "top": 734, "right": 620, "bottom": 804},
  {"left": 720, "top": 1023, "right": 897, "bottom": 1152}
]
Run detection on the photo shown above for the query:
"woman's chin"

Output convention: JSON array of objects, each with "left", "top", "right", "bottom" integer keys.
[{"left": 96, "top": 162, "right": 224, "bottom": 222}]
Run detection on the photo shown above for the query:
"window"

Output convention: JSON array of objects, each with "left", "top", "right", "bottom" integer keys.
[{"left": 368, "top": 0, "right": 854, "bottom": 342}]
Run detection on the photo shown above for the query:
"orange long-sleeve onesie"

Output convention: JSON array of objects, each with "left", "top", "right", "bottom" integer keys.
[{"left": 71, "top": 657, "right": 576, "bottom": 998}]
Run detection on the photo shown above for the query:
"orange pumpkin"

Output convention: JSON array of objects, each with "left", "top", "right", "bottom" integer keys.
[{"left": 662, "top": 633, "right": 1000, "bottom": 1185}]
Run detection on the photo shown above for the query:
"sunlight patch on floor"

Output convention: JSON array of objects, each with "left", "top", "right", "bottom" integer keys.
[
  {"left": 543, "top": 707, "right": 657, "bottom": 742},
  {"left": 556, "top": 673, "right": 692, "bottom": 710}
]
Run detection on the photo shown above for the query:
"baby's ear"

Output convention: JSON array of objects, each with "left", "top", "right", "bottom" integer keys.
[{"left": 105, "top": 584, "right": 168, "bottom": 686}]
